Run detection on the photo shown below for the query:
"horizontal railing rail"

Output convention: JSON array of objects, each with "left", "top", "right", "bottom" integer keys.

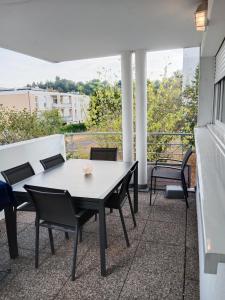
[{"left": 65, "top": 131, "right": 193, "bottom": 161}]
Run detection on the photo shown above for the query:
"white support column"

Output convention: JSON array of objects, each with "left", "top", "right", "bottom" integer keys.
[
  {"left": 135, "top": 49, "right": 147, "bottom": 187},
  {"left": 121, "top": 51, "right": 133, "bottom": 162}
]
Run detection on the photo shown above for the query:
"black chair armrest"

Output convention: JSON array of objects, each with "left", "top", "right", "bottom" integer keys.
[
  {"left": 152, "top": 165, "right": 182, "bottom": 172},
  {"left": 155, "top": 158, "right": 183, "bottom": 165}
]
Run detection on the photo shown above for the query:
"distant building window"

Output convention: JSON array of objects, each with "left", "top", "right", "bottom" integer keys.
[
  {"left": 69, "top": 96, "right": 72, "bottom": 104},
  {"left": 52, "top": 95, "right": 57, "bottom": 104},
  {"left": 44, "top": 102, "right": 47, "bottom": 108},
  {"left": 60, "top": 95, "right": 63, "bottom": 103}
]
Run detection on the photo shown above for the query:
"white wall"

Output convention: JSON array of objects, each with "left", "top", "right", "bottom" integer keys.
[
  {"left": 198, "top": 56, "right": 215, "bottom": 127},
  {"left": 0, "top": 134, "right": 66, "bottom": 181}
]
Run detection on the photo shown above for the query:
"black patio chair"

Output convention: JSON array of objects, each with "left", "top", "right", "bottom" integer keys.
[
  {"left": 90, "top": 147, "right": 118, "bottom": 217},
  {"left": 1, "top": 162, "right": 35, "bottom": 212},
  {"left": 90, "top": 147, "right": 118, "bottom": 161},
  {"left": 40, "top": 154, "right": 70, "bottom": 239},
  {"left": 24, "top": 185, "right": 96, "bottom": 281},
  {"left": 40, "top": 154, "right": 65, "bottom": 170},
  {"left": 105, "top": 167, "right": 137, "bottom": 247},
  {"left": 1, "top": 162, "right": 69, "bottom": 240},
  {"left": 149, "top": 148, "right": 193, "bottom": 208}
]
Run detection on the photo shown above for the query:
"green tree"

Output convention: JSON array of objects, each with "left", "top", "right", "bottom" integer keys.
[
  {"left": 147, "top": 72, "right": 185, "bottom": 160},
  {"left": 182, "top": 66, "right": 199, "bottom": 146},
  {"left": 0, "top": 108, "right": 63, "bottom": 145},
  {"left": 29, "top": 77, "right": 110, "bottom": 96},
  {"left": 86, "top": 83, "right": 121, "bottom": 129}
]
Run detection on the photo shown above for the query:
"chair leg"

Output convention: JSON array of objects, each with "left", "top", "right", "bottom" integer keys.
[
  {"left": 48, "top": 229, "right": 55, "bottom": 255},
  {"left": 183, "top": 185, "right": 189, "bottom": 208},
  {"left": 181, "top": 174, "right": 189, "bottom": 208},
  {"left": 79, "top": 227, "right": 83, "bottom": 243},
  {"left": 184, "top": 193, "right": 189, "bottom": 208},
  {"left": 118, "top": 207, "right": 130, "bottom": 248},
  {"left": 154, "top": 177, "right": 157, "bottom": 193},
  {"left": 110, "top": 208, "right": 113, "bottom": 214},
  {"left": 94, "top": 213, "right": 97, "bottom": 221},
  {"left": 71, "top": 226, "right": 79, "bottom": 281},
  {"left": 65, "top": 232, "right": 69, "bottom": 240},
  {"left": 35, "top": 221, "right": 39, "bottom": 269},
  {"left": 150, "top": 175, "right": 154, "bottom": 206},
  {"left": 127, "top": 192, "right": 137, "bottom": 228}
]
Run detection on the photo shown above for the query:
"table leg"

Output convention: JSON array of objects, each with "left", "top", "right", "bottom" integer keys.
[
  {"left": 4, "top": 206, "right": 18, "bottom": 259},
  {"left": 133, "top": 163, "right": 138, "bottom": 213},
  {"left": 98, "top": 203, "right": 107, "bottom": 276}
]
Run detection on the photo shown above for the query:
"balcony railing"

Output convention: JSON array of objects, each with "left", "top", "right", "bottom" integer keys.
[
  {"left": 65, "top": 131, "right": 193, "bottom": 161},
  {"left": 52, "top": 103, "right": 72, "bottom": 108}
]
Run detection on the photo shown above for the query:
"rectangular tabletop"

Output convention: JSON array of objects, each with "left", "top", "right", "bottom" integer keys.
[{"left": 13, "top": 159, "right": 136, "bottom": 200}]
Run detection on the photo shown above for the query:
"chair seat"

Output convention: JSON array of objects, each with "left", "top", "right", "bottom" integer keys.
[
  {"left": 152, "top": 167, "right": 181, "bottom": 180},
  {"left": 76, "top": 209, "right": 96, "bottom": 226},
  {"left": 40, "top": 209, "right": 95, "bottom": 230},
  {"left": 105, "top": 193, "right": 126, "bottom": 209},
  {"left": 17, "top": 202, "right": 35, "bottom": 212}
]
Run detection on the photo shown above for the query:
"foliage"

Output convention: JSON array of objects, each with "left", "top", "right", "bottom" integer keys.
[
  {"left": 147, "top": 72, "right": 185, "bottom": 160},
  {"left": 182, "top": 66, "right": 199, "bottom": 146},
  {"left": 83, "top": 83, "right": 122, "bottom": 154},
  {"left": 5, "top": 68, "right": 198, "bottom": 160},
  {"left": 0, "top": 108, "right": 63, "bottom": 145},
  {"left": 86, "top": 83, "right": 122, "bottom": 129},
  {"left": 60, "top": 122, "right": 87, "bottom": 133},
  {"left": 85, "top": 72, "right": 187, "bottom": 160},
  {"left": 28, "top": 77, "right": 109, "bottom": 96}
]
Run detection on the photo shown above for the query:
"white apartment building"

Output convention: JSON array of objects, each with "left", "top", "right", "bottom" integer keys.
[
  {"left": 182, "top": 47, "right": 200, "bottom": 89},
  {"left": 0, "top": 89, "right": 90, "bottom": 123}
]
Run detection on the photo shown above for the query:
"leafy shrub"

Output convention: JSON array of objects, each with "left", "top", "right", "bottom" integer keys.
[
  {"left": 60, "top": 123, "right": 87, "bottom": 133},
  {"left": 0, "top": 108, "right": 63, "bottom": 145}
]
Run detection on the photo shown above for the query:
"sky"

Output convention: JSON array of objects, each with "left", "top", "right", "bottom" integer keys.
[{"left": 0, "top": 47, "right": 183, "bottom": 88}]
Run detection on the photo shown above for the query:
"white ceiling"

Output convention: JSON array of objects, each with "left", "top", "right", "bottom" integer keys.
[
  {"left": 201, "top": 0, "right": 225, "bottom": 57},
  {"left": 0, "top": 0, "right": 203, "bottom": 62}
]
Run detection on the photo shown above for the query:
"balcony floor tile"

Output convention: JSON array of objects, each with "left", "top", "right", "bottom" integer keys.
[{"left": 0, "top": 191, "right": 199, "bottom": 299}]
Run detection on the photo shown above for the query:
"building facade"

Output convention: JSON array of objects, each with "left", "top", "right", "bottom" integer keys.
[
  {"left": 0, "top": 89, "right": 90, "bottom": 123},
  {"left": 182, "top": 47, "right": 200, "bottom": 90}
]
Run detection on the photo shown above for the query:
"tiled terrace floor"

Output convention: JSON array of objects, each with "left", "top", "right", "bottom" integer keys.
[{"left": 0, "top": 192, "right": 199, "bottom": 300}]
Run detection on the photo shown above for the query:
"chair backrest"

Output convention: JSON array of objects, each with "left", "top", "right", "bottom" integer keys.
[
  {"left": 24, "top": 185, "right": 78, "bottom": 227},
  {"left": 130, "top": 162, "right": 138, "bottom": 175},
  {"left": 40, "top": 154, "right": 65, "bottom": 170},
  {"left": 90, "top": 147, "right": 117, "bottom": 161},
  {"left": 181, "top": 148, "right": 193, "bottom": 172},
  {"left": 1, "top": 162, "right": 35, "bottom": 185},
  {"left": 118, "top": 170, "right": 133, "bottom": 201}
]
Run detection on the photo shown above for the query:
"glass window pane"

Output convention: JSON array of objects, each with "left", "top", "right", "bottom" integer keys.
[
  {"left": 214, "top": 83, "right": 220, "bottom": 121},
  {"left": 221, "top": 80, "right": 225, "bottom": 122}
]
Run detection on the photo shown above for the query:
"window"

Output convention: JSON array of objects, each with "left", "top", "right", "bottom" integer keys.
[
  {"left": 52, "top": 95, "right": 57, "bottom": 104},
  {"left": 60, "top": 95, "right": 63, "bottom": 104},
  {"left": 214, "top": 78, "right": 225, "bottom": 123},
  {"left": 214, "top": 39, "right": 225, "bottom": 123},
  {"left": 221, "top": 80, "right": 225, "bottom": 122}
]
